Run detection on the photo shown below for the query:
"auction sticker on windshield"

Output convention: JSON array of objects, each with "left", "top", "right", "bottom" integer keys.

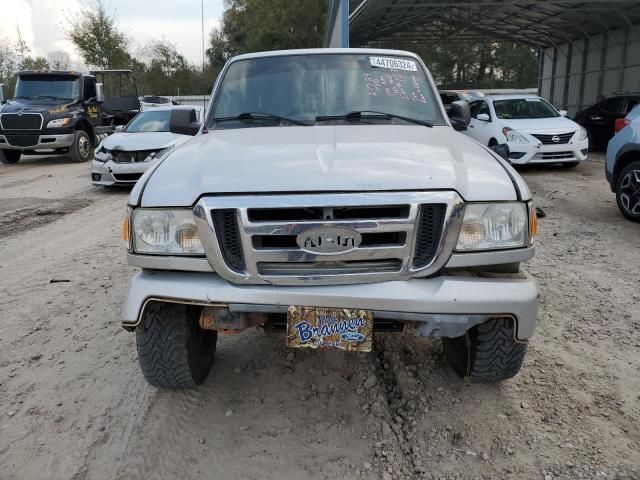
[
  {"left": 286, "top": 306, "right": 373, "bottom": 352},
  {"left": 370, "top": 56, "right": 417, "bottom": 71}
]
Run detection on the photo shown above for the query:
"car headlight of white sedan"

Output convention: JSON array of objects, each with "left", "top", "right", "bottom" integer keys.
[
  {"left": 130, "top": 209, "right": 204, "bottom": 255},
  {"left": 502, "top": 127, "right": 531, "bottom": 144},
  {"left": 456, "top": 202, "right": 528, "bottom": 251},
  {"left": 577, "top": 126, "right": 588, "bottom": 141}
]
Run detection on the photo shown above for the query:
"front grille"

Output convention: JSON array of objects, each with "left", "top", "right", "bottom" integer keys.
[
  {"left": 247, "top": 205, "right": 410, "bottom": 222},
  {"left": 257, "top": 259, "right": 402, "bottom": 276},
  {"left": 534, "top": 151, "right": 575, "bottom": 160},
  {"left": 112, "top": 173, "right": 142, "bottom": 182},
  {"left": 413, "top": 204, "right": 447, "bottom": 268},
  {"left": 531, "top": 132, "right": 575, "bottom": 145},
  {"left": 211, "top": 210, "right": 245, "bottom": 272},
  {"left": 198, "top": 193, "right": 460, "bottom": 285},
  {"left": 4, "top": 134, "right": 39, "bottom": 147},
  {"left": 112, "top": 150, "right": 157, "bottom": 163},
  {"left": 1, "top": 113, "right": 42, "bottom": 130}
]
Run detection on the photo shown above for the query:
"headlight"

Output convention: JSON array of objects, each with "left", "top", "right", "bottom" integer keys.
[
  {"left": 502, "top": 127, "right": 530, "bottom": 144},
  {"left": 46, "top": 117, "right": 73, "bottom": 128},
  {"left": 94, "top": 145, "right": 111, "bottom": 162},
  {"left": 577, "top": 126, "right": 588, "bottom": 141},
  {"left": 132, "top": 209, "right": 204, "bottom": 255},
  {"left": 456, "top": 202, "right": 528, "bottom": 251}
]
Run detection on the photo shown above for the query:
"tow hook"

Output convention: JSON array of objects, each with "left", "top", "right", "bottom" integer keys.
[{"left": 199, "top": 306, "right": 266, "bottom": 335}]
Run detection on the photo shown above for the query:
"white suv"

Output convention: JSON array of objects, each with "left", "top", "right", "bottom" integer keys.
[{"left": 464, "top": 94, "right": 589, "bottom": 167}]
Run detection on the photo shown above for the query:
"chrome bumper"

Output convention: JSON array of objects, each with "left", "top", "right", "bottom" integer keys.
[
  {"left": 121, "top": 271, "right": 538, "bottom": 340},
  {"left": 0, "top": 133, "right": 75, "bottom": 150}
]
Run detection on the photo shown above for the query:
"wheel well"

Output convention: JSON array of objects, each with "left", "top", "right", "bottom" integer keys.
[
  {"left": 614, "top": 149, "right": 640, "bottom": 186},
  {"left": 74, "top": 119, "right": 96, "bottom": 146}
]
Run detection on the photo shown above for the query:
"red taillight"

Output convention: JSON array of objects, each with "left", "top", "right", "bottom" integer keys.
[{"left": 614, "top": 118, "right": 630, "bottom": 133}]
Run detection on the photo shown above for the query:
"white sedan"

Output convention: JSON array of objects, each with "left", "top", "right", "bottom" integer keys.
[
  {"left": 463, "top": 95, "right": 588, "bottom": 166},
  {"left": 91, "top": 106, "right": 202, "bottom": 186}
]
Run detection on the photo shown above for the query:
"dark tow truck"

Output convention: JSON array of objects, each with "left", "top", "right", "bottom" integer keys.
[{"left": 0, "top": 70, "right": 140, "bottom": 164}]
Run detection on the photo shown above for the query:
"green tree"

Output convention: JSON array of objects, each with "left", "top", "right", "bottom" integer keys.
[
  {"left": 65, "top": 0, "right": 132, "bottom": 69},
  {"left": 207, "top": 0, "right": 329, "bottom": 67}
]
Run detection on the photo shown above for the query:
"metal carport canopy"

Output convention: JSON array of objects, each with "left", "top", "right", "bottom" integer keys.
[{"left": 327, "top": 0, "right": 640, "bottom": 49}]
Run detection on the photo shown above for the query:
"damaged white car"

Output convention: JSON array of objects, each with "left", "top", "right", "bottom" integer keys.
[{"left": 91, "top": 106, "right": 202, "bottom": 186}]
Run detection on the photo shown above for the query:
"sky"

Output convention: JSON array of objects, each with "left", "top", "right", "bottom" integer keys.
[{"left": 0, "top": 0, "right": 224, "bottom": 66}]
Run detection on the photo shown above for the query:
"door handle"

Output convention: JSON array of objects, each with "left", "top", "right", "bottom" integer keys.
[{"left": 590, "top": 115, "right": 603, "bottom": 121}]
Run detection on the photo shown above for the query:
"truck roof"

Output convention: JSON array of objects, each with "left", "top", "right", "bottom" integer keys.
[
  {"left": 18, "top": 70, "right": 84, "bottom": 76},
  {"left": 230, "top": 47, "right": 420, "bottom": 62}
]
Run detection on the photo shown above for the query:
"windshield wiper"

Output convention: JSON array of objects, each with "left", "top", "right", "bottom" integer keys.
[
  {"left": 213, "top": 112, "right": 311, "bottom": 127},
  {"left": 316, "top": 110, "right": 433, "bottom": 127}
]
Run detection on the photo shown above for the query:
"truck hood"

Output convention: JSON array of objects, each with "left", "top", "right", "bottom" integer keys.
[
  {"left": 0, "top": 99, "right": 78, "bottom": 115},
  {"left": 141, "top": 125, "right": 518, "bottom": 207},
  {"left": 101, "top": 131, "right": 187, "bottom": 151},
  {"left": 499, "top": 115, "right": 580, "bottom": 133}
]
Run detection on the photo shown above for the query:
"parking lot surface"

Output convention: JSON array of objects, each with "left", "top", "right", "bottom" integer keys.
[{"left": 0, "top": 154, "right": 638, "bottom": 480}]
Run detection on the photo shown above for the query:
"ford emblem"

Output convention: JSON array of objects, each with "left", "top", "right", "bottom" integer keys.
[
  {"left": 552, "top": 135, "right": 560, "bottom": 143},
  {"left": 297, "top": 226, "right": 362, "bottom": 254}
]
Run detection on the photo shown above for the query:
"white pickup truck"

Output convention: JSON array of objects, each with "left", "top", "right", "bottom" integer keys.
[{"left": 121, "top": 48, "right": 538, "bottom": 389}]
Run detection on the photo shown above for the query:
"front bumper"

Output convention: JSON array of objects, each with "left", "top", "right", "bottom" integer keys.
[
  {"left": 121, "top": 271, "right": 538, "bottom": 340},
  {"left": 507, "top": 137, "right": 588, "bottom": 164},
  {"left": 0, "top": 133, "right": 75, "bottom": 150},
  {"left": 91, "top": 158, "right": 157, "bottom": 186}
]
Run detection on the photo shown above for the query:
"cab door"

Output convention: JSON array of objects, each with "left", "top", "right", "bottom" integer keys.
[
  {"left": 82, "top": 76, "right": 102, "bottom": 126},
  {"left": 467, "top": 100, "right": 494, "bottom": 146}
]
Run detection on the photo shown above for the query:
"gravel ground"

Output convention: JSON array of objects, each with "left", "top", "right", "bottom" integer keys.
[{"left": 0, "top": 153, "right": 638, "bottom": 480}]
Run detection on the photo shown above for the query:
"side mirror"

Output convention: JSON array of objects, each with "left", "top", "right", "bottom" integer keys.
[
  {"left": 0, "top": 84, "right": 6, "bottom": 104},
  {"left": 450, "top": 101, "right": 471, "bottom": 131},
  {"left": 169, "top": 109, "right": 200, "bottom": 136},
  {"left": 114, "top": 125, "right": 124, "bottom": 132},
  {"left": 559, "top": 109, "right": 568, "bottom": 117},
  {"left": 96, "top": 83, "right": 105, "bottom": 103},
  {"left": 477, "top": 113, "right": 490, "bottom": 122},
  {"left": 491, "top": 143, "right": 510, "bottom": 161}
]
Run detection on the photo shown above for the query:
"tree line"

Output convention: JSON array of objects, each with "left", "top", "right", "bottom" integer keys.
[{"left": 0, "top": 0, "right": 538, "bottom": 97}]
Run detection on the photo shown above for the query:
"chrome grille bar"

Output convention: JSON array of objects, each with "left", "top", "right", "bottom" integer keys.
[{"left": 193, "top": 192, "right": 464, "bottom": 286}]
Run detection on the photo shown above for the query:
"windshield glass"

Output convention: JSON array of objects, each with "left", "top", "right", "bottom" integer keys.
[
  {"left": 208, "top": 53, "right": 444, "bottom": 129},
  {"left": 15, "top": 75, "right": 81, "bottom": 101},
  {"left": 493, "top": 98, "right": 559, "bottom": 119},
  {"left": 125, "top": 110, "right": 171, "bottom": 132}
]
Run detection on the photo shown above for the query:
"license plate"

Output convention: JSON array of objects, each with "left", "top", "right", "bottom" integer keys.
[{"left": 286, "top": 306, "right": 373, "bottom": 352}]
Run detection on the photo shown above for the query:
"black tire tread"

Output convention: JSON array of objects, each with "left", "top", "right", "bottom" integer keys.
[
  {"left": 70, "top": 130, "right": 92, "bottom": 163},
  {"left": 468, "top": 318, "right": 527, "bottom": 381},
  {"left": 442, "top": 318, "right": 527, "bottom": 382},
  {"left": 615, "top": 160, "right": 640, "bottom": 223},
  {"left": 0, "top": 150, "right": 21, "bottom": 164},
  {"left": 135, "top": 303, "right": 216, "bottom": 389}
]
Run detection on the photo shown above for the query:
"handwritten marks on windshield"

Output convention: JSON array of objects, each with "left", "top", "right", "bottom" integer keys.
[{"left": 364, "top": 71, "right": 428, "bottom": 104}]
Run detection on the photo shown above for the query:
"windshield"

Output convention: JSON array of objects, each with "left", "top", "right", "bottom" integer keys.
[
  {"left": 15, "top": 75, "right": 81, "bottom": 101},
  {"left": 493, "top": 98, "right": 559, "bottom": 119},
  {"left": 208, "top": 53, "right": 444, "bottom": 129},
  {"left": 125, "top": 110, "right": 171, "bottom": 132}
]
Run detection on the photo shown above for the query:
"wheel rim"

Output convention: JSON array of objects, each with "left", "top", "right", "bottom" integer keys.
[
  {"left": 619, "top": 169, "right": 640, "bottom": 215},
  {"left": 78, "top": 135, "right": 91, "bottom": 159}
]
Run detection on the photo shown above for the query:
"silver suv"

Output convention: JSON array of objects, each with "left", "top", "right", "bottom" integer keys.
[{"left": 121, "top": 49, "right": 538, "bottom": 389}]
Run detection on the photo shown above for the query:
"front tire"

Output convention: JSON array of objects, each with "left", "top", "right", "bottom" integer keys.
[
  {"left": 442, "top": 318, "right": 527, "bottom": 382},
  {"left": 615, "top": 160, "right": 640, "bottom": 222},
  {"left": 136, "top": 302, "right": 218, "bottom": 389},
  {"left": 70, "top": 130, "right": 93, "bottom": 163},
  {"left": 0, "top": 150, "right": 21, "bottom": 164}
]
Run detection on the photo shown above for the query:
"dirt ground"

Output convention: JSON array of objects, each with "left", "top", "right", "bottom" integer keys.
[{"left": 0, "top": 153, "right": 638, "bottom": 480}]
